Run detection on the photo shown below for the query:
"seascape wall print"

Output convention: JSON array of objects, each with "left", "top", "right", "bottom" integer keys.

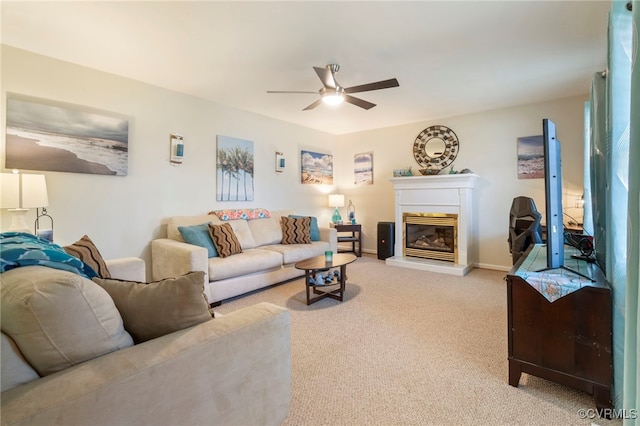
[
  {"left": 5, "top": 96, "right": 129, "bottom": 176},
  {"left": 301, "top": 150, "right": 333, "bottom": 184},
  {"left": 517, "top": 135, "right": 544, "bottom": 179},
  {"left": 216, "top": 135, "right": 254, "bottom": 201},
  {"left": 354, "top": 152, "right": 373, "bottom": 185}
]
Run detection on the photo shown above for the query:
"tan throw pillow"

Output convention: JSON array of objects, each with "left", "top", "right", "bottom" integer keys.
[
  {"left": 0, "top": 266, "right": 134, "bottom": 376},
  {"left": 280, "top": 216, "right": 312, "bottom": 244},
  {"left": 92, "top": 271, "right": 212, "bottom": 344},
  {"left": 63, "top": 235, "right": 111, "bottom": 278},
  {"left": 208, "top": 223, "right": 243, "bottom": 258}
]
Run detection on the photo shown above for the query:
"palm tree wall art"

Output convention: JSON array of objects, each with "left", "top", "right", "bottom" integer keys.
[{"left": 216, "top": 135, "right": 254, "bottom": 201}]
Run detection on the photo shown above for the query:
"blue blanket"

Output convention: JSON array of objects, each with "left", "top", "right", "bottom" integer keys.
[{"left": 0, "top": 232, "right": 97, "bottom": 278}]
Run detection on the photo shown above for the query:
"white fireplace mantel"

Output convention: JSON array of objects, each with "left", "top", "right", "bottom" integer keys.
[{"left": 386, "top": 174, "right": 479, "bottom": 276}]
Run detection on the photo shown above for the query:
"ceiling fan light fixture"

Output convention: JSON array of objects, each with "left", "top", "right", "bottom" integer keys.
[
  {"left": 320, "top": 86, "right": 345, "bottom": 106},
  {"left": 322, "top": 93, "right": 344, "bottom": 106}
]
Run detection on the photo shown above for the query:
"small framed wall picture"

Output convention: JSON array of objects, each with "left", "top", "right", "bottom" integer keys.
[
  {"left": 276, "top": 151, "right": 285, "bottom": 173},
  {"left": 354, "top": 152, "right": 373, "bottom": 184}
]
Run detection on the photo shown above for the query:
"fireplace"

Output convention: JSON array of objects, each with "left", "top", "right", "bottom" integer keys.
[
  {"left": 404, "top": 213, "right": 457, "bottom": 262},
  {"left": 387, "top": 174, "right": 478, "bottom": 276}
]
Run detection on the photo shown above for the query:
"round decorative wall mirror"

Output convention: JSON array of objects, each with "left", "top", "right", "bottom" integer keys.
[{"left": 413, "top": 125, "right": 459, "bottom": 173}]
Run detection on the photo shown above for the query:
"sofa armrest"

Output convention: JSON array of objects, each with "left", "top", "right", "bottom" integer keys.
[
  {"left": 105, "top": 257, "right": 146, "bottom": 282},
  {"left": 151, "top": 237, "right": 209, "bottom": 283},
  {"left": 319, "top": 226, "right": 338, "bottom": 253},
  {"left": 0, "top": 302, "right": 291, "bottom": 426}
]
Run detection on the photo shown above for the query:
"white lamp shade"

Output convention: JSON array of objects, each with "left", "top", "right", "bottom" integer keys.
[
  {"left": 0, "top": 173, "right": 48, "bottom": 209},
  {"left": 329, "top": 194, "right": 345, "bottom": 208},
  {"left": 21, "top": 174, "right": 48, "bottom": 208},
  {"left": 0, "top": 173, "right": 20, "bottom": 208}
]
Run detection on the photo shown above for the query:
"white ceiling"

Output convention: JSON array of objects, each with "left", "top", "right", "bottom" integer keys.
[{"left": 1, "top": 1, "right": 610, "bottom": 135}]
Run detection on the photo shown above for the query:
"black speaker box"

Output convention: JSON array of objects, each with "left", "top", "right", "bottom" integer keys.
[{"left": 377, "top": 221, "right": 395, "bottom": 260}]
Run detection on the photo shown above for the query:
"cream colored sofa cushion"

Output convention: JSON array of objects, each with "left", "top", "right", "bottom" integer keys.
[
  {"left": 0, "top": 266, "right": 134, "bottom": 376},
  {"left": 208, "top": 248, "right": 283, "bottom": 281},
  {"left": 226, "top": 219, "right": 257, "bottom": 249},
  {"left": 261, "top": 241, "right": 330, "bottom": 264},
  {"left": 248, "top": 215, "right": 284, "bottom": 246},
  {"left": 0, "top": 332, "right": 39, "bottom": 392}
]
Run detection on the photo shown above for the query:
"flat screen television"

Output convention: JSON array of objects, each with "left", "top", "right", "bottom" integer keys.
[
  {"left": 540, "top": 118, "right": 593, "bottom": 280},
  {"left": 542, "top": 118, "right": 564, "bottom": 269}
]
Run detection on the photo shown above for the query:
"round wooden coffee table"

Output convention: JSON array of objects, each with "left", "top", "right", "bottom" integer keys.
[{"left": 294, "top": 253, "right": 357, "bottom": 305}]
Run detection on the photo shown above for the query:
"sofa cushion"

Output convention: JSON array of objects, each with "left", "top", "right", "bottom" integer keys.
[
  {"left": 289, "top": 215, "right": 320, "bottom": 241},
  {"left": 227, "top": 219, "right": 257, "bottom": 249},
  {"left": 178, "top": 223, "right": 218, "bottom": 258},
  {"left": 247, "top": 216, "right": 283, "bottom": 246},
  {"left": 209, "top": 223, "right": 243, "bottom": 257},
  {"left": 63, "top": 234, "right": 111, "bottom": 278},
  {"left": 1, "top": 332, "right": 40, "bottom": 392},
  {"left": 208, "top": 248, "right": 283, "bottom": 281},
  {"left": 92, "top": 271, "right": 212, "bottom": 344},
  {"left": 167, "top": 214, "right": 222, "bottom": 242},
  {"left": 280, "top": 216, "right": 311, "bottom": 244},
  {"left": 0, "top": 265, "right": 134, "bottom": 376},
  {"left": 261, "top": 241, "right": 331, "bottom": 264}
]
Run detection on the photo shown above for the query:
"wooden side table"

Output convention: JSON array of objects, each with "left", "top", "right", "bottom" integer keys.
[{"left": 334, "top": 223, "right": 362, "bottom": 257}]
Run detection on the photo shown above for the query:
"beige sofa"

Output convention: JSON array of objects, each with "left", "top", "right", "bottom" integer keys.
[
  {"left": 152, "top": 210, "right": 337, "bottom": 303},
  {"left": 1, "top": 259, "right": 291, "bottom": 426}
]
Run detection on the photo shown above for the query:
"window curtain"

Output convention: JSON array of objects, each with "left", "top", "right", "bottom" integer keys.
[
  {"left": 585, "top": 0, "right": 640, "bottom": 409},
  {"left": 606, "top": 0, "right": 632, "bottom": 410},
  {"left": 625, "top": 1, "right": 640, "bottom": 422}
]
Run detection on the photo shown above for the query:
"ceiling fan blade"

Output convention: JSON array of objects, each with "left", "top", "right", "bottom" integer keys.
[
  {"left": 313, "top": 66, "right": 336, "bottom": 89},
  {"left": 344, "top": 78, "right": 399, "bottom": 94},
  {"left": 344, "top": 95, "right": 376, "bottom": 110},
  {"left": 302, "top": 99, "right": 323, "bottom": 111},
  {"left": 267, "top": 90, "right": 318, "bottom": 94}
]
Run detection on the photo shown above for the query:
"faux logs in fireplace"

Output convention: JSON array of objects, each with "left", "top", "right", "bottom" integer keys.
[{"left": 403, "top": 213, "right": 458, "bottom": 262}]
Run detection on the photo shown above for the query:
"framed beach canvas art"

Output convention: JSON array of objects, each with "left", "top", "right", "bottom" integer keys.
[
  {"left": 354, "top": 152, "right": 373, "bottom": 184},
  {"left": 517, "top": 135, "right": 544, "bottom": 179},
  {"left": 301, "top": 150, "right": 333, "bottom": 184},
  {"left": 216, "top": 135, "right": 254, "bottom": 201},
  {"left": 5, "top": 95, "right": 129, "bottom": 176}
]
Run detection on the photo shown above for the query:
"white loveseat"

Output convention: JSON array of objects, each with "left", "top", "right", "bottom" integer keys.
[{"left": 151, "top": 210, "right": 338, "bottom": 304}]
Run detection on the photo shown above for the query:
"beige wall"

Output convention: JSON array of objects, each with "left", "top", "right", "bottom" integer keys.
[
  {"left": 334, "top": 96, "right": 587, "bottom": 270},
  {"left": 1, "top": 46, "right": 338, "bottom": 273},
  {"left": 1, "top": 45, "right": 587, "bottom": 273}
]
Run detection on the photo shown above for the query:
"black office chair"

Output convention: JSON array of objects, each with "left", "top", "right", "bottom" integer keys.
[{"left": 508, "top": 196, "right": 543, "bottom": 265}]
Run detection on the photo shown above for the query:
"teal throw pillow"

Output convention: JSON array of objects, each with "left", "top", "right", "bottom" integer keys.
[
  {"left": 178, "top": 224, "right": 218, "bottom": 258},
  {"left": 289, "top": 215, "right": 320, "bottom": 241}
]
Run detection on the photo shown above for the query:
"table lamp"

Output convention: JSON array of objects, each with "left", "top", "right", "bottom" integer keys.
[
  {"left": 329, "top": 194, "right": 344, "bottom": 224},
  {"left": 1, "top": 172, "right": 49, "bottom": 234}
]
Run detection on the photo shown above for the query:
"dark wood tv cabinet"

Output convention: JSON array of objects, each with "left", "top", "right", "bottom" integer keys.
[{"left": 506, "top": 244, "right": 612, "bottom": 412}]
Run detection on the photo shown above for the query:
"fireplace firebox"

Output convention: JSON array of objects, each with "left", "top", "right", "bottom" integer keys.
[{"left": 403, "top": 213, "right": 458, "bottom": 262}]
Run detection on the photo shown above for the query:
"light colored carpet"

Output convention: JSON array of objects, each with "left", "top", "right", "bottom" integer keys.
[{"left": 216, "top": 255, "right": 620, "bottom": 426}]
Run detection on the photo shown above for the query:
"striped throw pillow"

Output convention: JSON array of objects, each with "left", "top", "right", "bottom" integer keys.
[
  {"left": 63, "top": 235, "right": 111, "bottom": 278},
  {"left": 280, "top": 216, "right": 311, "bottom": 244},
  {"left": 208, "top": 223, "right": 242, "bottom": 258}
]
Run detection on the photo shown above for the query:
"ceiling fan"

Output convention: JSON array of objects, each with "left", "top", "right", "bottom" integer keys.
[{"left": 267, "top": 64, "right": 399, "bottom": 111}]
